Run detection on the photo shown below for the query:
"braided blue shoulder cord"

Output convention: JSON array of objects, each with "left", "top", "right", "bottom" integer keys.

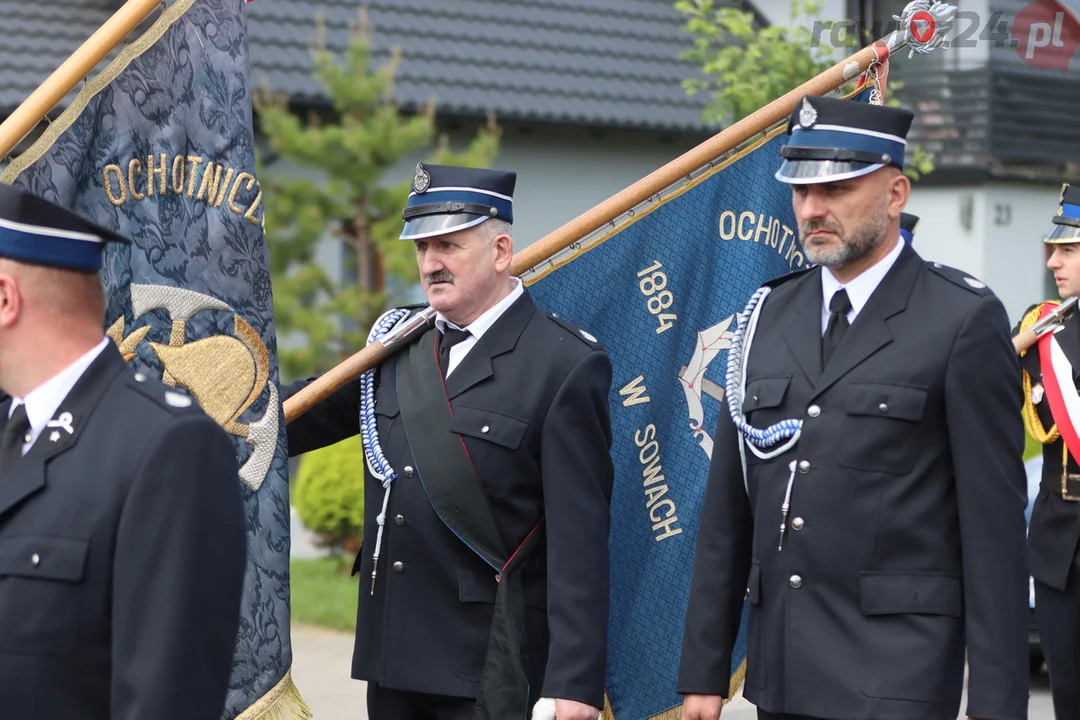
[
  {"left": 724, "top": 287, "right": 802, "bottom": 459},
  {"left": 359, "top": 307, "right": 411, "bottom": 594}
]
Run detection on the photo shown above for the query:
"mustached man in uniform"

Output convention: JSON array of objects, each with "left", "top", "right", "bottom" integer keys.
[
  {"left": 0, "top": 185, "right": 247, "bottom": 719},
  {"left": 1017, "top": 182, "right": 1080, "bottom": 720},
  {"left": 676, "top": 95, "right": 1031, "bottom": 720},
  {"left": 283, "top": 164, "right": 614, "bottom": 720}
]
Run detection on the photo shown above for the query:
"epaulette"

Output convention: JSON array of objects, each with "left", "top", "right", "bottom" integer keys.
[
  {"left": 546, "top": 311, "right": 603, "bottom": 349},
  {"left": 926, "top": 261, "right": 992, "bottom": 295},
  {"left": 762, "top": 266, "right": 814, "bottom": 289},
  {"left": 127, "top": 371, "right": 200, "bottom": 412}
]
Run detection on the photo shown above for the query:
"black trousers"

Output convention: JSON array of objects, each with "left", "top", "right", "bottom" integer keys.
[
  {"left": 366, "top": 683, "right": 476, "bottom": 720},
  {"left": 757, "top": 712, "right": 827, "bottom": 720},
  {"left": 1035, "top": 566, "right": 1080, "bottom": 720}
]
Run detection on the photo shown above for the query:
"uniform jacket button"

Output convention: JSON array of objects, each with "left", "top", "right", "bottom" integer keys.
[
  {"left": 798, "top": 460, "right": 810, "bottom": 474},
  {"left": 792, "top": 517, "right": 805, "bottom": 531},
  {"left": 31, "top": 553, "right": 40, "bottom": 567},
  {"left": 403, "top": 466, "right": 415, "bottom": 478},
  {"left": 394, "top": 514, "right": 405, "bottom": 526},
  {"left": 481, "top": 425, "right": 490, "bottom": 434},
  {"left": 878, "top": 403, "right": 888, "bottom": 413},
  {"left": 790, "top": 574, "right": 803, "bottom": 589},
  {"left": 807, "top": 404, "right": 821, "bottom": 418},
  {"left": 392, "top": 561, "right": 404, "bottom": 573}
]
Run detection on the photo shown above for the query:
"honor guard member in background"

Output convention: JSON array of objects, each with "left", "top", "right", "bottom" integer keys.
[
  {"left": 1016, "top": 182, "right": 1080, "bottom": 720},
  {"left": 900, "top": 211, "right": 919, "bottom": 245},
  {"left": 677, "top": 95, "right": 1031, "bottom": 720},
  {"left": 283, "top": 164, "right": 615, "bottom": 720},
  {"left": 0, "top": 185, "right": 247, "bottom": 719}
]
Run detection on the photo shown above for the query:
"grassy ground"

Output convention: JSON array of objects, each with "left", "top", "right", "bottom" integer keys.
[{"left": 290, "top": 557, "right": 358, "bottom": 633}]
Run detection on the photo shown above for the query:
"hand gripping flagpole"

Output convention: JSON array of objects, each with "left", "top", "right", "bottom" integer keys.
[
  {"left": 281, "top": 0, "right": 958, "bottom": 425},
  {"left": 1013, "top": 296, "right": 1078, "bottom": 354}
]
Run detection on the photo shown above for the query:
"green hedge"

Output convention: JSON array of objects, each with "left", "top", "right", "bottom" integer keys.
[{"left": 294, "top": 438, "right": 365, "bottom": 554}]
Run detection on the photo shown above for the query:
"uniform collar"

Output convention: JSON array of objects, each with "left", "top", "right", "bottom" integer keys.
[
  {"left": 435, "top": 276, "right": 524, "bottom": 339},
  {"left": 821, "top": 236, "right": 905, "bottom": 324},
  {"left": 8, "top": 337, "right": 109, "bottom": 443}
]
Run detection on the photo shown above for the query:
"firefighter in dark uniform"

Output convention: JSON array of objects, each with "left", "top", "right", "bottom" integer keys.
[
  {"left": 1016, "top": 182, "right": 1080, "bottom": 720},
  {"left": 0, "top": 185, "right": 247, "bottom": 719},
  {"left": 676, "top": 95, "right": 1031, "bottom": 720},
  {"left": 283, "top": 164, "right": 614, "bottom": 720}
]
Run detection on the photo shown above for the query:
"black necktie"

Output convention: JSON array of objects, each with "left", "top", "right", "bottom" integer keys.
[
  {"left": 0, "top": 404, "right": 30, "bottom": 478},
  {"left": 822, "top": 289, "right": 852, "bottom": 367},
  {"left": 439, "top": 327, "right": 471, "bottom": 377}
]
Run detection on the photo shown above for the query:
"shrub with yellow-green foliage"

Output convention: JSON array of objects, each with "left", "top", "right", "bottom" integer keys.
[{"left": 294, "top": 438, "right": 365, "bottom": 556}]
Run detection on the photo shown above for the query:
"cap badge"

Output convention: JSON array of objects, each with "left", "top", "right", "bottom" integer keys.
[
  {"left": 798, "top": 98, "right": 818, "bottom": 129},
  {"left": 412, "top": 163, "right": 431, "bottom": 194}
]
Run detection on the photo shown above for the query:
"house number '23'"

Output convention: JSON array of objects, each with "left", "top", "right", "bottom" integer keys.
[{"left": 994, "top": 203, "right": 1012, "bottom": 227}]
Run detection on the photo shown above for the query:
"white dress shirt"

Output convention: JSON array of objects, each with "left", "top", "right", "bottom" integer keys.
[
  {"left": 820, "top": 236, "right": 905, "bottom": 335},
  {"left": 7, "top": 337, "right": 109, "bottom": 455},
  {"left": 434, "top": 277, "right": 525, "bottom": 377}
]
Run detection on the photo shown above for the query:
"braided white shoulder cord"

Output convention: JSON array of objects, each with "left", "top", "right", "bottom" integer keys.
[
  {"left": 724, "top": 287, "right": 802, "bottom": 458},
  {"left": 724, "top": 287, "right": 803, "bottom": 550},
  {"left": 359, "top": 307, "right": 411, "bottom": 594}
]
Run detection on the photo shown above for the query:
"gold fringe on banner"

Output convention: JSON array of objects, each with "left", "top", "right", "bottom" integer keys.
[
  {"left": 1, "top": 0, "right": 196, "bottom": 183},
  {"left": 2, "top": 0, "right": 195, "bottom": 183},
  {"left": 235, "top": 670, "right": 313, "bottom": 720},
  {"left": 599, "top": 658, "right": 748, "bottom": 720}
]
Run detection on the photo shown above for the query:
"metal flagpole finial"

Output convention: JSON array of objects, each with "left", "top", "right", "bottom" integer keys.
[{"left": 892, "top": 0, "right": 958, "bottom": 58}]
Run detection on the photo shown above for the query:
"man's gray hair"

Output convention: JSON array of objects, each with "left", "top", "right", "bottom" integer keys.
[{"left": 478, "top": 218, "right": 513, "bottom": 245}]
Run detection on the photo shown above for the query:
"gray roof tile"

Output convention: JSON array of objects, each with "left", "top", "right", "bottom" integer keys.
[{"left": 0, "top": 0, "right": 718, "bottom": 133}]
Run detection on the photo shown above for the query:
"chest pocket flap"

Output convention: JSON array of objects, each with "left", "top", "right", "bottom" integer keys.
[
  {"left": 846, "top": 382, "right": 928, "bottom": 421},
  {"left": 0, "top": 536, "right": 89, "bottom": 582},
  {"left": 742, "top": 376, "right": 792, "bottom": 413},
  {"left": 450, "top": 405, "right": 529, "bottom": 450}
]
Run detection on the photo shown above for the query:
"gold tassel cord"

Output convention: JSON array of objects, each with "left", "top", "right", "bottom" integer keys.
[
  {"left": 234, "top": 670, "right": 313, "bottom": 720},
  {"left": 1020, "top": 303, "right": 1060, "bottom": 445}
]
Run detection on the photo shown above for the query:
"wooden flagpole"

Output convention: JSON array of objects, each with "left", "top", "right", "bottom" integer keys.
[
  {"left": 282, "top": 40, "right": 904, "bottom": 425},
  {"left": 0, "top": 0, "right": 161, "bottom": 159}
]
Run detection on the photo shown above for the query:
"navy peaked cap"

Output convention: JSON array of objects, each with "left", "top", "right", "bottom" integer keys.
[
  {"left": 0, "top": 184, "right": 129, "bottom": 272},
  {"left": 776, "top": 95, "right": 915, "bottom": 184},
  {"left": 401, "top": 163, "right": 517, "bottom": 240},
  {"left": 1046, "top": 183, "right": 1080, "bottom": 244}
]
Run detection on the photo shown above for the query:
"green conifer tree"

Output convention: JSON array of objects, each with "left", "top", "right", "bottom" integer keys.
[
  {"left": 257, "top": 18, "right": 500, "bottom": 380},
  {"left": 675, "top": 0, "right": 934, "bottom": 180}
]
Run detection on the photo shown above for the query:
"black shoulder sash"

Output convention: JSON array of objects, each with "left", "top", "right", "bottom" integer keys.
[{"left": 397, "top": 328, "right": 543, "bottom": 720}]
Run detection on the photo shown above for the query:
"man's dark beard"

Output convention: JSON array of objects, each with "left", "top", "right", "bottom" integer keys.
[{"left": 801, "top": 201, "right": 889, "bottom": 269}]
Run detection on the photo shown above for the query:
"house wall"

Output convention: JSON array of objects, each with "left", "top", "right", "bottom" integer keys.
[{"left": 905, "top": 182, "right": 1061, "bottom": 323}]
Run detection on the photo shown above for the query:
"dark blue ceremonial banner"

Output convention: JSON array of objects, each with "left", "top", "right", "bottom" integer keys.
[
  {"left": 528, "top": 128, "right": 806, "bottom": 719},
  {"left": 1, "top": 1, "right": 306, "bottom": 717}
]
